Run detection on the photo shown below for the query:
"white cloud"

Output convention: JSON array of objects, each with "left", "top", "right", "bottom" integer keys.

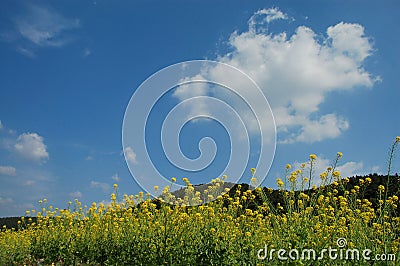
[
  {"left": 174, "top": 8, "right": 376, "bottom": 144},
  {"left": 15, "top": 5, "right": 79, "bottom": 48},
  {"left": 0, "top": 196, "right": 34, "bottom": 217},
  {"left": 90, "top": 181, "right": 110, "bottom": 193},
  {"left": 280, "top": 114, "right": 349, "bottom": 144},
  {"left": 24, "top": 180, "right": 36, "bottom": 186},
  {"left": 0, "top": 166, "right": 16, "bottom": 176},
  {"left": 16, "top": 46, "right": 36, "bottom": 58},
  {"left": 336, "top": 161, "right": 365, "bottom": 177},
  {"left": 327, "top": 22, "right": 372, "bottom": 63},
  {"left": 14, "top": 133, "right": 49, "bottom": 163},
  {"left": 124, "top": 146, "right": 138, "bottom": 165},
  {"left": 111, "top": 173, "right": 120, "bottom": 182},
  {"left": 249, "top": 7, "right": 289, "bottom": 31},
  {"left": 293, "top": 156, "right": 365, "bottom": 187},
  {"left": 0, "top": 197, "right": 14, "bottom": 205},
  {"left": 371, "top": 165, "right": 381, "bottom": 173},
  {"left": 69, "top": 191, "right": 82, "bottom": 198}
]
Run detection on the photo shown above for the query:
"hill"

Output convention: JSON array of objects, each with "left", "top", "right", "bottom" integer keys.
[{"left": 1, "top": 173, "right": 398, "bottom": 230}]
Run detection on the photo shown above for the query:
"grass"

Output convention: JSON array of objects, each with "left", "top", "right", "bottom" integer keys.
[{"left": 0, "top": 137, "right": 399, "bottom": 265}]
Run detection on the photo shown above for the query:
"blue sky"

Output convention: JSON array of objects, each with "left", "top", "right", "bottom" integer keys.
[{"left": 0, "top": 0, "right": 399, "bottom": 216}]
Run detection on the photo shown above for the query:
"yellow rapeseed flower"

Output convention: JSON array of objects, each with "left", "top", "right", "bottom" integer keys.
[
  {"left": 332, "top": 171, "right": 341, "bottom": 178},
  {"left": 286, "top": 164, "right": 291, "bottom": 169},
  {"left": 320, "top": 172, "right": 328, "bottom": 180},
  {"left": 337, "top": 152, "right": 343, "bottom": 158},
  {"left": 171, "top": 177, "right": 176, "bottom": 182},
  {"left": 250, "top": 168, "right": 256, "bottom": 175},
  {"left": 396, "top": 136, "right": 400, "bottom": 142},
  {"left": 309, "top": 154, "right": 317, "bottom": 160}
]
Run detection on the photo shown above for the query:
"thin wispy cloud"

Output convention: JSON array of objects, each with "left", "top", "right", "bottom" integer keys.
[
  {"left": 111, "top": 173, "right": 120, "bottom": 182},
  {"left": 0, "top": 166, "right": 16, "bottom": 176},
  {"left": 15, "top": 5, "right": 80, "bottom": 47},
  {"left": 1, "top": 4, "right": 80, "bottom": 57},
  {"left": 90, "top": 181, "right": 111, "bottom": 193},
  {"left": 248, "top": 7, "right": 290, "bottom": 32},
  {"left": 16, "top": 46, "right": 36, "bottom": 58},
  {"left": 69, "top": 191, "right": 83, "bottom": 198}
]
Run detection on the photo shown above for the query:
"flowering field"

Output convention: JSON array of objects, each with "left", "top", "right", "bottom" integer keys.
[{"left": 0, "top": 138, "right": 399, "bottom": 265}]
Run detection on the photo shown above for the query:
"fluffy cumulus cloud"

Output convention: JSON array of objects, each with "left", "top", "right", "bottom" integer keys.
[
  {"left": 14, "top": 133, "right": 49, "bottom": 163},
  {"left": 174, "top": 8, "right": 377, "bottom": 144},
  {"left": 0, "top": 166, "right": 17, "bottom": 176}
]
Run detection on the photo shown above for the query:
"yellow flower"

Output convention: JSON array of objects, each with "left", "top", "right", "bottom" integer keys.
[
  {"left": 396, "top": 136, "right": 400, "bottom": 142},
  {"left": 332, "top": 171, "right": 341, "bottom": 178},
  {"left": 320, "top": 172, "right": 328, "bottom": 180},
  {"left": 276, "top": 178, "right": 284, "bottom": 187},
  {"left": 337, "top": 152, "right": 343, "bottom": 158},
  {"left": 286, "top": 164, "right": 291, "bottom": 169},
  {"left": 378, "top": 185, "right": 385, "bottom": 192},
  {"left": 171, "top": 177, "right": 176, "bottom": 182},
  {"left": 111, "top": 193, "right": 117, "bottom": 201},
  {"left": 251, "top": 177, "right": 257, "bottom": 183},
  {"left": 153, "top": 186, "right": 159, "bottom": 191},
  {"left": 113, "top": 183, "right": 118, "bottom": 189},
  {"left": 309, "top": 154, "right": 317, "bottom": 160},
  {"left": 250, "top": 168, "right": 256, "bottom": 175}
]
